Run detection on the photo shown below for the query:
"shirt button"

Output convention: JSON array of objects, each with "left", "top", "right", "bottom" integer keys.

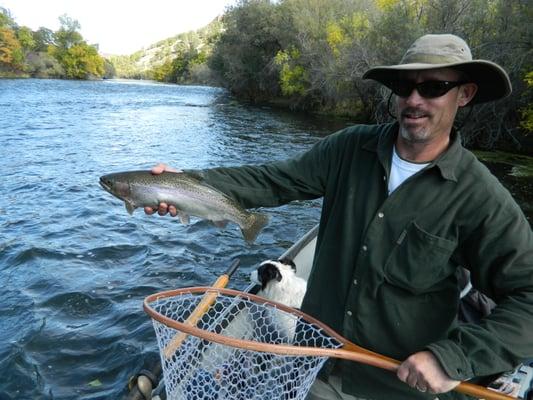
[
  {"left": 362, "top": 245, "right": 368, "bottom": 252},
  {"left": 346, "top": 310, "right": 353, "bottom": 316},
  {"left": 353, "top": 279, "right": 358, "bottom": 286},
  {"left": 378, "top": 212, "right": 384, "bottom": 218},
  {"left": 383, "top": 175, "right": 386, "bottom": 181}
]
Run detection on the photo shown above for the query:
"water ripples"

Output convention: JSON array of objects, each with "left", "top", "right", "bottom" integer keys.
[{"left": 0, "top": 78, "right": 346, "bottom": 399}]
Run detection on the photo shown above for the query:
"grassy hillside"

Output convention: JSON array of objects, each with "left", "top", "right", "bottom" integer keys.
[{"left": 108, "top": 17, "right": 223, "bottom": 84}]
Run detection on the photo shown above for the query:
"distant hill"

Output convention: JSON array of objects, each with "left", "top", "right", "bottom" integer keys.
[{"left": 107, "top": 17, "right": 223, "bottom": 84}]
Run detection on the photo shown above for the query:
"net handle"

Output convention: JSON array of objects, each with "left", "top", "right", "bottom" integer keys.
[
  {"left": 162, "top": 260, "right": 240, "bottom": 358},
  {"left": 145, "top": 287, "right": 513, "bottom": 400}
]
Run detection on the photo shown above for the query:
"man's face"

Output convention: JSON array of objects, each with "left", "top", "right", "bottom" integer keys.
[{"left": 394, "top": 68, "right": 473, "bottom": 144}]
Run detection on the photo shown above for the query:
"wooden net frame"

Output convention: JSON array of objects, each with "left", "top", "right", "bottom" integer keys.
[{"left": 144, "top": 287, "right": 513, "bottom": 400}]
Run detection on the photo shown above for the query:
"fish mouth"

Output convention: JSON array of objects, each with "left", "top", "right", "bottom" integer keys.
[{"left": 99, "top": 176, "right": 112, "bottom": 192}]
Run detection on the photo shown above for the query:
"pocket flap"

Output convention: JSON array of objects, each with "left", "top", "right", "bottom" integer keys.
[{"left": 385, "top": 221, "right": 457, "bottom": 293}]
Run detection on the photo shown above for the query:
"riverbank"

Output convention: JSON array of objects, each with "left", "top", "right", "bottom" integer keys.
[
  {"left": 0, "top": 71, "right": 30, "bottom": 78},
  {"left": 0, "top": 73, "right": 105, "bottom": 80},
  {"left": 475, "top": 151, "right": 533, "bottom": 225}
]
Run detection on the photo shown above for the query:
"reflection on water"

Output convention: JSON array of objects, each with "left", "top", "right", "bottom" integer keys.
[
  {"left": 0, "top": 79, "right": 346, "bottom": 399},
  {"left": 1, "top": 79, "right": 529, "bottom": 399}
]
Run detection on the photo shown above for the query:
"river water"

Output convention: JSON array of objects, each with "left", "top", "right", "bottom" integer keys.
[
  {"left": 1, "top": 79, "right": 531, "bottom": 400},
  {"left": 0, "top": 79, "right": 346, "bottom": 399}
]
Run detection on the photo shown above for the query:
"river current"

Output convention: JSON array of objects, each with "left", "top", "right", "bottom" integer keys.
[{"left": 0, "top": 79, "right": 345, "bottom": 399}]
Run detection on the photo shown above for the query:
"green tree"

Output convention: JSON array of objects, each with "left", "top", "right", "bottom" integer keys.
[
  {"left": 274, "top": 47, "right": 308, "bottom": 96},
  {"left": 151, "top": 59, "right": 174, "bottom": 82},
  {"left": 0, "top": 7, "right": 24, "bottom": 72},
  {"left": 16, "top": 26, "right": 35, "bottom": 52},
  {"left": 0, "top": 27, "right": 23, "bottom": 70},
  {"left": 108, "top": 53, "right": 145, "bottom": 79},
  {"left": 58, "top": 42, "right": 104, "bottom": 79},
  {"left": 49, "top": 15, "right": 105, "bottom": 79},
  {"left": 0, "top": 7, "right": 15, "bottom": 29},
  {"left": 33, "top": 27, "right": 55, "bottom": 52},
  {"left": 520, "top": 71, "right": 533, "bottom": 133},
  {"left": 271, "top": 0, "right": 376, "bottom": 113},
  {"left": 55, "top": 14, "right": 83, "bottom": 50},
  {"left": 209, "top": 0, "right": 283, "bottom": 101},
  {"left": 103, "top": 58, "right": 116, "bottom": 79}
]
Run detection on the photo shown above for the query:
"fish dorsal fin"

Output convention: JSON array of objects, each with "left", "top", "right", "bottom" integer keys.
[{"left": 125, "top": 200, "right": 136, "bottom": 215}]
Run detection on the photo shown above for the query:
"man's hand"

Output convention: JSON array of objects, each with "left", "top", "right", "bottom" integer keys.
[
  {"left": 397, "top": 351, "right": 460, "bottom": 394},
  {"left": 144, "top": 163, "right": 182, "bottom": 217}
]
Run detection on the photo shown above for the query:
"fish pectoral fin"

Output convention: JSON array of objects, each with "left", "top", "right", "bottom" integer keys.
[
  {"left": 124, "top": 200, "right": 136, "bottom": 215},
  {"left": 177, "top": 211, "right": 190, "bottom": 225},
  {"left": 212, "top": 220, "right": 228, "bottom": 228}
]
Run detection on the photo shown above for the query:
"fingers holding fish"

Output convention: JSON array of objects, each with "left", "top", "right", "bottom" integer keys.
[
  {"left": 144, "top": 203, "right": 178, "bottom": 218},
  {"left": 157, "top": 202, "right": 175, "bottom": 217},
  {"left": 151, "top": 163, "right": 182, "bottom": 175},
  {"left": 143, "top": 206, "right": 156, "bottom": 215},
  {"left": 168, "top": 205, "right": 178, "bottom": 217},
  {"left": 145, "top": 164, "right": 183, "bottom": 216}
]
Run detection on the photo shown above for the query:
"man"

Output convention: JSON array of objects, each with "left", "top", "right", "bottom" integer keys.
[{"left": 146, "top": 34, "right": 533, "bottom": 399}]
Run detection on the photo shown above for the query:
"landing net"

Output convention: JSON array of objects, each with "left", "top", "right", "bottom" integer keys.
[{"left": 144, "top": 287, "right": 343, "bottom": 400}]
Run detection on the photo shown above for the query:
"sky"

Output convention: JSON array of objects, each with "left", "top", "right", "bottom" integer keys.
[{"left": 1, "top": 0, "right": 237, "bottom": 55}]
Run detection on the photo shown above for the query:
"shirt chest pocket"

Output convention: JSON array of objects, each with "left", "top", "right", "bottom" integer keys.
[{"left": 384, "top": 221, "right": 457, "bottom": 294}]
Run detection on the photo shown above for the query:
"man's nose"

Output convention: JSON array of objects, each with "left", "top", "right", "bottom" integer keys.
[{"left": 403, "top": 87, "right": 425, "bottom": 105}]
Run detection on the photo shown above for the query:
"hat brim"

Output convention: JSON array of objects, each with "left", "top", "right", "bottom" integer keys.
[{"left": 363, "top": 60, "right": 512, "bottom": 104}]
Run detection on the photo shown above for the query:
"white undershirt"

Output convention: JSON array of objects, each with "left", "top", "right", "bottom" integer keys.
[{"left": 388, "top": 147, "right": 429, "bottom": 194}]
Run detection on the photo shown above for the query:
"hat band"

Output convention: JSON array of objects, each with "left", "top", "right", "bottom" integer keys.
[{"left": 401, "top": 53, "right": 470, "bottom": 65}]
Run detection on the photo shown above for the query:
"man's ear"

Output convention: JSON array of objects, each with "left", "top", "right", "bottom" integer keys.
[{"left": 458, "top": 83, "right": 478, "bottom": 107}]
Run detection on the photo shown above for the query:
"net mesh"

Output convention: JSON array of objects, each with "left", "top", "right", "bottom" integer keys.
[{"left": 146, "top": 288, "right": 343, "bottom": 400}]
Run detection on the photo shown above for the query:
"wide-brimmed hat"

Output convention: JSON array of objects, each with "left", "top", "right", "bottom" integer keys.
[{"left": 363, "top": 34, "right": 512, "bottom": 104}]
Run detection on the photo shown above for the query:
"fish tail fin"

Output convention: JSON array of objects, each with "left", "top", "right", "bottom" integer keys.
[{"left": 241, "top": 212, "right": 269, "bottom": 243}]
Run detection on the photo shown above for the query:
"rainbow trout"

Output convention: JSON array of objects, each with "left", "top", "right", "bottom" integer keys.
[{"left": 99, "top": 170, "right": 268, "bottom": 242}]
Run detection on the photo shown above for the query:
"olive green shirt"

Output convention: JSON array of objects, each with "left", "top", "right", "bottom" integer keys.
[{"left": 195, "top": 122, "right": 533, "bottom": 400}]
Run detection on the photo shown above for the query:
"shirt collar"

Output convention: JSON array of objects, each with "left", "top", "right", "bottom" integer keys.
[
  {"left": 362, "top": 122, "right": 463, "bottom": 182},
  {"left": 430, "top": 130, "right": 463, "bottom": 182}
]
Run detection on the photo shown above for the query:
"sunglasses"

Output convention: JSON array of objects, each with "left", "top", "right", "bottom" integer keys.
[{"left": 389, "top": 80, "right": 467, "bottom": 99}]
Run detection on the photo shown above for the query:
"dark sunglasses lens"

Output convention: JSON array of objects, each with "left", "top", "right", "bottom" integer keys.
[
  {"left": 417, "top": 81, "right": 450, "bottom": 98},
  {"left": 391, "top": 81, "right": 414, "bottom": 97},
  {"left": 390, "top": 81, "right": 458, "bottom": 98}
]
